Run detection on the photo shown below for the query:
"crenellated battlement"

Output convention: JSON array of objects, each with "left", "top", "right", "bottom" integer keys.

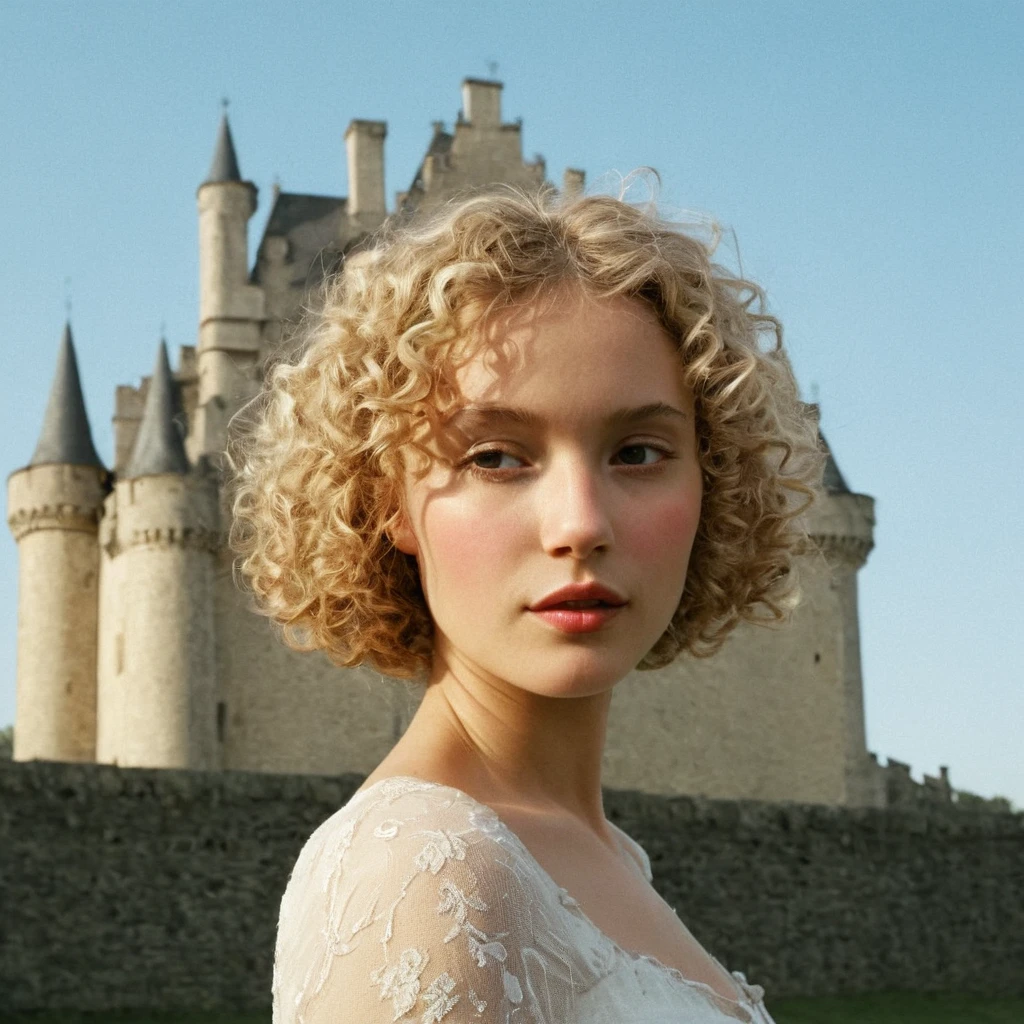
[
  {"left": 7, "top": 499, "right": 105, "bottom": 541},
  {"left": 875, "top": 755, "right": 954, "bottom": 807},
  {"left": 118, "top": 523, "right": 221, "bottom": 553}
]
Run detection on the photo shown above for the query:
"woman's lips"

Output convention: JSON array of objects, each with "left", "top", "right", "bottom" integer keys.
[{"left": 530, "top": 604, "right": 625, "bottom": 634}]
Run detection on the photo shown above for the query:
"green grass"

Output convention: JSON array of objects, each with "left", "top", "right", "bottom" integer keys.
[
  {"left": 2, "top": 993, "right": 1023, "bottom": 1024},
  {"left": 768, "top": 990, "right": 1024, "bottom": 1023}
]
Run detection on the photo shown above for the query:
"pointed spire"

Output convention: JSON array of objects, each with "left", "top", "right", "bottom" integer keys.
[
  {"left": 124, "top": 340, "right": 189, "bottom": 479},
  {"left": 29, "top": 322, "right": 104, "bottom": 469},
  {"left": 204, "top": 112, "right": 242, "bottom": 184},
  {"left": 819, "top": 430, "right": 851, "bottom": 494}
]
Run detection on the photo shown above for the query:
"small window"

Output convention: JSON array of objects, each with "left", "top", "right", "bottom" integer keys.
[{"left": 216, "top": 701, "right": 227, "bottom": 743}]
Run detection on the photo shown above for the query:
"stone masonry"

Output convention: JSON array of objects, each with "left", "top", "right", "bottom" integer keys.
[
  {"left": 0, "top": 760, "right": 1020, "bottom": 1014},
  {"left": 6, "top": 76, "right": 903, "bottom": 810}
]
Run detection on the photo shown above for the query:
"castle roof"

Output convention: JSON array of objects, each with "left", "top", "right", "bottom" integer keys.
[
  {"left": 252, "top": 122, "right": 453, "bottom": 282},
  {"left": 204, "top": 113, "right": 242, "bottom": 184},
  {"left": 251, "top": 191, "right": 346, "bottom": 287},
  {"left": 123, "top": 340, "right": 190, "bottom": 479},
  {"left": 263, "top": 191, "right": 345, "bottom": 239},
  {"left": 820, "top": 431, "right": 851, "bottom": 494},
  {"left": 403, "top": 122, "right": 454, "bottom": 206},
  {"left": 29, "top": 322, "right": 105, "bottom": 469}
]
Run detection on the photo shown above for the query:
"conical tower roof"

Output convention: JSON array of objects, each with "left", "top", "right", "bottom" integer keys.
[
  {"left": 204, "top": 113, "right": 242, "bottom": 184},
  {"left": 819, "top": 429, "right": 851, "bottom": 494},
  {"left": 124, "top": 340, "right": 190, "bottom": 479},
  {"left": 29, "top": 322, "right": 105, "bottom": 468}
]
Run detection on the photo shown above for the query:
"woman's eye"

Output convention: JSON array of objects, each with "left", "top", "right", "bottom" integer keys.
[
  {"left": 470, "top": 449, "right": 522, "bottom": 471},
  {"left": 615, "top": 444, "right": 666, "bottom": 466}
]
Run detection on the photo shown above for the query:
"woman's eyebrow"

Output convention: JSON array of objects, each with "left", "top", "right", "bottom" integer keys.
[{"left": 447, "top": 402, "right": 689, "bottom": 428}]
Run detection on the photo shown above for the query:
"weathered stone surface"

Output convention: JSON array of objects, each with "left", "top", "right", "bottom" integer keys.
[{"left": 0, "top": 759, "right": 1020, "bottom": 1013}]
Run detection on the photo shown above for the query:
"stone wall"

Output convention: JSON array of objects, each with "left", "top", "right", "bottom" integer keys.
[{"left": 1, "top": 759, "right": 1020, "bottom": 1014}]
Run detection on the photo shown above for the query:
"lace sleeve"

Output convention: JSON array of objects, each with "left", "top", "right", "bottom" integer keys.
[{"left": 272, "top": 780, "right": 583, "bottom": 1023}]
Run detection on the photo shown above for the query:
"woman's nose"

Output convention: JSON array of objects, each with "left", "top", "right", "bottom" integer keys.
[{"left": 537, "top": 457, "right": 613, "bottom": 559}]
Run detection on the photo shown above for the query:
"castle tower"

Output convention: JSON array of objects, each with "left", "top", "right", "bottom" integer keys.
[
  {"left": 99, "top": 341, "right": 220, "bottom": 769},
  {"left": 193, "top": 112, "right": 265, "bottom": 461},
  {"left": 808, "top": 430, "right": 878, "bottom": 806},
  {"left": 6, "top": 323, "right": 109, "bottom": 762}
]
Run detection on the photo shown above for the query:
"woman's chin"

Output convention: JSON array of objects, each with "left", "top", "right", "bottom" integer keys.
[{"left": 496, "top": 650, "right": 641, "bottom": 698}]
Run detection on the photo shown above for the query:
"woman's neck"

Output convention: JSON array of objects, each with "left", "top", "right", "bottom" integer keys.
[{"left": 395, "top": 662, "right": 615, "bottom": 836}]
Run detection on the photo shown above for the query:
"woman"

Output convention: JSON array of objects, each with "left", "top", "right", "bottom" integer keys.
[{"left": 230, "top": 185, "right": 822, "bottom": 1023}]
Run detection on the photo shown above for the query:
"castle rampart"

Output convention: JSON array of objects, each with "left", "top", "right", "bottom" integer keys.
[{"left": 1, "top": 759, "right": 1020, "bottom": 1013}]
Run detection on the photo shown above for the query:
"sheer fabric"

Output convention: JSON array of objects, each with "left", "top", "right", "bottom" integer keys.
[{"left": 273, "top": 776, "right": 777, "bottom": 1023}]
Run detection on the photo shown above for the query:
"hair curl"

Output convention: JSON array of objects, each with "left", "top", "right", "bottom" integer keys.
[{"left": 227, "top": 185, "right": 824, "bottom": 679}]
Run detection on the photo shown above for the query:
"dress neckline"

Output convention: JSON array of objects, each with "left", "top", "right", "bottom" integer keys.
[{"left": 349, "top": 774, "right": 763, "bottom": 1022}]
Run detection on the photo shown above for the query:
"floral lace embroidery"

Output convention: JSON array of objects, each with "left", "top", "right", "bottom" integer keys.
[
  {"left": 374, "top": 818, "right": 405, "bottom": 840},
  {"left": 366, "top": 801, "right": 524, "bottom": 1021},
  {"left": 370, "top": 947, "right": 429, "bottom": 1019},
  {"left": 415, "top": 830, "right": 469, "bottom": 874},
  {"left": 421, "top": 971, "right": 460, "bottom": 1023},
  {"left": 437, "top": 877, "right": 488, "bottom": 940},
  {"left": 281, "top": 778, "right": 776, "bottom": 1023}
]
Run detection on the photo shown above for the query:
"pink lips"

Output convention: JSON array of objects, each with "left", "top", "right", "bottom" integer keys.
[{"left": 529, "top": 582, "right": 627, "bottom": 634}]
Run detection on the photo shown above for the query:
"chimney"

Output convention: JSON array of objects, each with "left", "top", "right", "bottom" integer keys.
[
  {"left": 462, "top": 78, "right": 502, "bottom": 128},
  {"left": 562, "top": 168, "right": 585, "bottom": 198},
  {"left": 345, "top": 119, "right": 387, "bottom": 221}
]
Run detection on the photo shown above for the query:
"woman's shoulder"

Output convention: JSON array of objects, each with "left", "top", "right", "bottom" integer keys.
[
  {"left": 274, "top": 775, "right": 588, "bottom": 1023},
  {"left": 283, "top": 775, "right": 522, "bottom": 899},
  {"left": 326, "top": 774, "right": 516, "bottom": 849}
]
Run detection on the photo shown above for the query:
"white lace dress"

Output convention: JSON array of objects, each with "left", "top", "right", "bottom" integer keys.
[{"left": 273, "top": 776, "right": 777, "bottom": 1023}]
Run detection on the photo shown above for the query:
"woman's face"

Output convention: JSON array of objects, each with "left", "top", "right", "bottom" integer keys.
[{"left": 393, "top": 290, "right": 703, "bottom": 696}]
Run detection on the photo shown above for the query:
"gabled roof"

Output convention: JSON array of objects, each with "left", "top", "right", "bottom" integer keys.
[
  {"left": 251, "top": 190, "right": 346, "bottom": 287},
  {"left": 204, "top": 113, "right": 242, "bottom": 184},
  {"left": 262, "top": 192, "right": 344, "bottom": 238},
  {"left": 123, "top": 340, "right": 190, "bottom": 479},
  {"left": 405, "top": 122, "right": 454, "bottom": 202},
  {"left": 29, "top": 322, "right": 105, "bottom": 469}
]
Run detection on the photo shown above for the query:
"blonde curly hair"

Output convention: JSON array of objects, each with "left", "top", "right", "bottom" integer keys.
[{"left": 227, "top": 185, "right": 824, "bottom": 680}]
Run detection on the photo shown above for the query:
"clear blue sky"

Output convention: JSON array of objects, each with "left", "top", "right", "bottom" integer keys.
[{"left": 1, "top": 0, "right": 1021, "bottom": 808}]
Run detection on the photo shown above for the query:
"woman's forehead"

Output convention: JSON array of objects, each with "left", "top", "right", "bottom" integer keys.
[{"left": 447, "top": 291, "right": 688, "bottom": 416}]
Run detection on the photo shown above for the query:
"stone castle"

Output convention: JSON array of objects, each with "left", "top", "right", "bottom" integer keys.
[{"left": 6, "top": 77, "right": 907, "bottom": 808}]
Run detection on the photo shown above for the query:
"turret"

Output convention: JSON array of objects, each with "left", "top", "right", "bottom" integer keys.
[
  {"left": 98, "top": 341, "right": 219, "bottom": 769},
  {"left": 809, "top": 429, "right": 875, "bottom": 568},
  {"left": 6, "top": 323, "right": 109, "bottom": 762},
  {"left": 194, "top": 112, "right": 265, "bottom": 460},
  {"left": 806, "top": 412, "right": 878, "bottom": 806}
]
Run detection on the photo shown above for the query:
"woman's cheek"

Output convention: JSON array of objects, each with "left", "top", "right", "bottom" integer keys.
[
  {"left": 419, "top": 498, "right": 523, "bottom": 599},
  {"left": 625, "top": 492, "right": 701, "bottom": 568}
]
